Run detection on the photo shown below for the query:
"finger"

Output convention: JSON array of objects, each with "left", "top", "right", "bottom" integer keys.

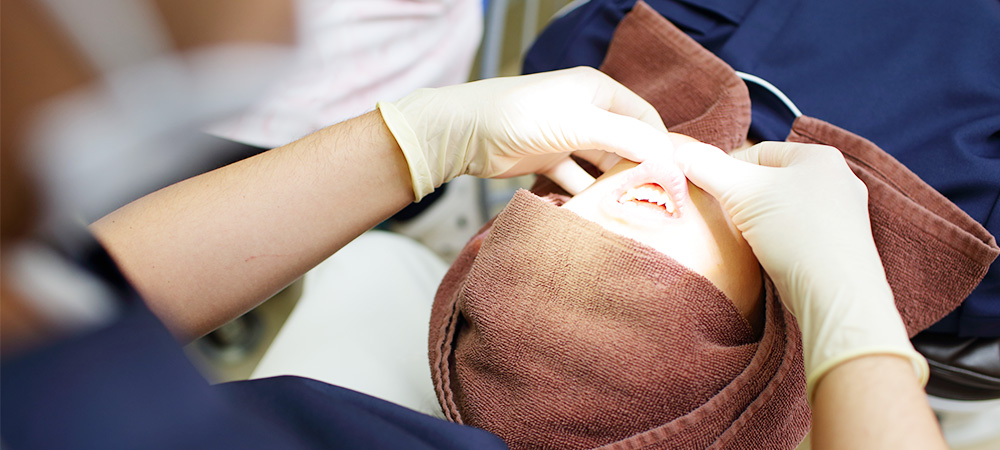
[
  {"left": 673, "top": 142, "right": 763, "bottom": 200},
  {"left": 581, "top": 67, "right": 669, "bottom": 132},
  {"left": 575, "top": 107, "right": 674, "bottom": 163},
  {"left": 733, "top": 141, "right": 845, "bottom": 168},
  {"left": 730, "top": 142, "right": 792, "bottom": 167},
  {"left": 572, "top": 149, "right": 622, "bottom": 173},
  {"left": 541, "top": 157, "right": 598, "bottom": 195}
]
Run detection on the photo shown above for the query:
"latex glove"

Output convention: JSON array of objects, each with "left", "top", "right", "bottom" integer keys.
[
  {"left": 674, "top": 141, "right": 928, "bottom": 399},
  {"left": 377, "top": 67, "right": 675, "bottom": 200}
]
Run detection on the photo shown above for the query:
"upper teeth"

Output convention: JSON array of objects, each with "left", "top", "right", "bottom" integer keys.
[{"left": 620, "top": 184, "right": 676, "bottom": 214}]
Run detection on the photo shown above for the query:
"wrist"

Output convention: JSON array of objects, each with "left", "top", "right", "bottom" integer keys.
[
  {"left": 783, "top": 271, "right": 929, "bottom": 400},
  {"left": 377, "top": 101, "right": 433, "bottom": 201},
  {"left": 795, "top": 286, "right": 927, "bottom": 400},
  {"left": 812, "top": 353, "right": 944, "bottom": 449},
  {"left": 807, "top": 345, "right": 928, "bottom": 402}
]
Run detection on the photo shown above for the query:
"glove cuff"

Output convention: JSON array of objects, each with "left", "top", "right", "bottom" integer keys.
[
  {"left": 378, "top": 101, "right": 434, "bottom": 201},
  {"left": 806, "top": 346, "right": 930, "bottom": 402}
]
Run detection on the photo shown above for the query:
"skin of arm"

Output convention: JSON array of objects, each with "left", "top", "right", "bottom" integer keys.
[
  {"left": 90, "top": 110, "right": 413, "bottom": 341},
  {"left": 812, "top": 354, "right": 947, "bottom": 449}
]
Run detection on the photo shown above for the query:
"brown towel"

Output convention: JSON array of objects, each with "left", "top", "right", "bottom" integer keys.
[
  {"left": 787, "top": 117, "right": 999, "bottom": 334},
  {"left": 428, "top": 2, "right": 1000, "bottom": 449},
  {"left": 431, "top": 191, "right": 809, "bottom": 449}
]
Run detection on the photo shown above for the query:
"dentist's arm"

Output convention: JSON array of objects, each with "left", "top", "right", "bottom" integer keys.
[
  {"left": 91, "top": 111, "right": 414, "bottom": 341},
  {"left": 91, "top": 67, "right": 673, "bottom": 341},
  {"left": 674, "top": 142, "right": 946, "bottom": 449},
  {"left": 813, "top": 354, "right": 939, "bottom": 448}
]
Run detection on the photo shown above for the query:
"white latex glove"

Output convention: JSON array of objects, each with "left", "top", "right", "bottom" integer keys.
[
  {"left": 377, "top": 67, "right": 675, "bottom": 200},
  {"left": 674, "top": 142, "right": 928, "bottom": 399}
]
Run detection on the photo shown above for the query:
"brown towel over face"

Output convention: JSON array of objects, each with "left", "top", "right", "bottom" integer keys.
[
  {"left": 428, "top": 2, "right": 1000, "bottom": 449},
  {"left": 431, "top": 191, "right": 808, "bottom": 449}
]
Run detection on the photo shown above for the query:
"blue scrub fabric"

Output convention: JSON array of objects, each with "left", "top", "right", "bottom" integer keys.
[
  {"left": 524, "top": 0, "right": 1000, "bottom": 337},
  {"left": 1, "top": 243, "right": 507, "bottom": 450}
]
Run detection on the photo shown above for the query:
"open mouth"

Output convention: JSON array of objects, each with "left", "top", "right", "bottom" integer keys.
[
  {"left": 596, "top": 157, "right": 687, "bottom": 228},
  {"left": 618, "top": 183, "right": 677, "bottom": 215}
]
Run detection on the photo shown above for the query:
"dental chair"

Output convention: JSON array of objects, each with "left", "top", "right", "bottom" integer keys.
[{"left": 913, "top": 335, "right": 1000, "bottom": 447}]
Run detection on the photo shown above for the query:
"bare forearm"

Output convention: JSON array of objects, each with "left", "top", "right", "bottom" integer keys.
[
  {"left": 91, "top": 111, "right": 413, "bottom": 340},
  {"left": 812, "top": 355, "right": 946, "bottom": 449}
]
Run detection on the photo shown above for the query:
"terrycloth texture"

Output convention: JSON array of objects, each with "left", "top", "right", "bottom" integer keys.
[
  {"left": 429, "top": 2, "right": 1000, "bottom": 449},
  {"left": 530, "top": 2, "right": 750, "bottom": 198},
  {"left": 786, "top": 117, "right": 999, "bottom": 334},
  {"left": 597, "top": 3, "right": 751, "bottom": 155},
  {"left": 430, "top": 191, "right": 809, "bottom": 449}
]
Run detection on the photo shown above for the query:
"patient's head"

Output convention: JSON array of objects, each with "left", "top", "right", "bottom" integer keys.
[
  {"left": 429, "top": 133, "right": 769, "bottom": 449},
  {"left": 562, "top": 133, "right": 763, "bottom": 332}
]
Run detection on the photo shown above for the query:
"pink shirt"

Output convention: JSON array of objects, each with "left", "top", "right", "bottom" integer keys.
[{"left": 209, "top": 0, "right": 482, "bottom": 148}]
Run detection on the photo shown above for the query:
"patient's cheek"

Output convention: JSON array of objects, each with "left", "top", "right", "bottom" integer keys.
[
  {"left": 564, "top": 187, "right": 718, "bottom": 278},
  {"left": 562, "top": 181, "right": 763, "bottom": 331}
]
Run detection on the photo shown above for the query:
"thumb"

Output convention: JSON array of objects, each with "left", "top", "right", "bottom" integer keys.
[
  {"left": 733, "top": 141, "right": 845, "bottom": 169},
  {"left": 673, "top": 142, "right": 763, "bottom": 200},
  {"left": 539, "top": 156, "right": 598, "bottom": 195}
]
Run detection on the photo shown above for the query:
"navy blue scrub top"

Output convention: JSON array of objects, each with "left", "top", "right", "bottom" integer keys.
[
  {"left": 524, "top": 0, "right": 1000, "bottom": 337},
  {"left": 1, "top": 243, "right": 507, "bottom": 449}
]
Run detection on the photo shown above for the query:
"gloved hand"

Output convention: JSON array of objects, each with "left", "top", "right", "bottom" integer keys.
[
  {"left": 674, "top": 141, "right": 928, "bottom": 399},
  {"left": 377, "top": 67, "right": 676, "bottom": 200}
]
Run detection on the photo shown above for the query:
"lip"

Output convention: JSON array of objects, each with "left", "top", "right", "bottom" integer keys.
[{"left": 599, "top": 157, "right": 689, "bottom": 229}]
